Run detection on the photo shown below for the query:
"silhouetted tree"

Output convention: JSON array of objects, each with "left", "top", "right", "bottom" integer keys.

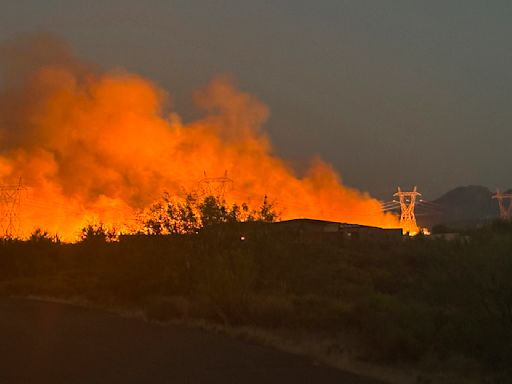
[
  {"left": 256, "top": 195, "right": 278, "bottom": 222},
  {"left": 29, "top": 228, "right": 60, "bottom": 244},
  {"left": 142, "top": 193, "right": 279, "bottom": 232},
  {"left": 199, "top": 195, "right": 230, "bottom": 227},
  {"left": 178, "top": 194, "right": 201, "bottom": 233},
  {"left": 80, "top": 223, "right": 117, "bottom": 243},
  {"left": 142, "top": 193, "right": 200, "bottom": 234}
]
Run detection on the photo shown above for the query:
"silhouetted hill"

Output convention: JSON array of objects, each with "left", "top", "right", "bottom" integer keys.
[{"left": 416, "top": 185, "right": 501, "bottom": 228}]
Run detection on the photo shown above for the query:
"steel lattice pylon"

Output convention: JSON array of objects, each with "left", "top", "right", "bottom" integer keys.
[
  {"left": 492, "top": 190, "right": 512, "bottom": 221},
  {"left": 199, "top": 171, "right": 233, "bottom": 198},
  {"left": 394, "top": 186, "right": 421, "bottom": 235},
  {"left": 0, "top": 178, "right": 25, "bottom": 239}
]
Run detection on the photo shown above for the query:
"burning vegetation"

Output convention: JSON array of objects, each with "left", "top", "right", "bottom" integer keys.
[
  {"left": 0, "top": 35, "right": 397, "bottom": 241},
  {"left": 139, "top": 193, "right": 279, "bottom": 236}
]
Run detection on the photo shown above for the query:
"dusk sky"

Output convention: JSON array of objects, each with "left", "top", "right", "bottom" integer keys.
[{"left": 1, "top": 0, "right": 511, "bottom": 200}]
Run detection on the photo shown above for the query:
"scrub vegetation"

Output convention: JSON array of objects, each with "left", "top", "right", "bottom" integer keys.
[{"left": 0, "top": 202, "right": 511, "bottom": 382}]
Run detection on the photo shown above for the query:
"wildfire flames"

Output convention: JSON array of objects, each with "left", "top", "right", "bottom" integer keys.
[{"left": 0, "top": 35, "right": 398, "bottom": 241}]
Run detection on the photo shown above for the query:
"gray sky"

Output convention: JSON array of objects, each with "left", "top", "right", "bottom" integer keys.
[{"left": 1, "top": 0, "right": 511, "bottom": 200}]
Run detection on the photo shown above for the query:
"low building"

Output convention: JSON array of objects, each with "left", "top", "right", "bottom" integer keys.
[{"left": 272, "top": 218, "right": 403, "bottom": 242}]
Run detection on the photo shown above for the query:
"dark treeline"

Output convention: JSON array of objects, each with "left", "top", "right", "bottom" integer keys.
[
  {"left": 1, "top": 220, "right": 512, "bottom": 379},
  {"left": 139, "top": 193, "right": 279, "bottom": 235}
]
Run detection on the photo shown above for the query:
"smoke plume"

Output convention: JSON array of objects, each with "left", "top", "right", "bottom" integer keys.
[{"left": 0, "top": 34, "right": 397, "bottom": 240}]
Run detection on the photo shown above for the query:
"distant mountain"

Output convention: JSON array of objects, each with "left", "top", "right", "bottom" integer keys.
[{"left": 415, "top": 185, "right": 501, "bottom": 229}]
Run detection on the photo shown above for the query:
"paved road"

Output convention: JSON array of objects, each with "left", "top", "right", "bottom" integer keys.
[{"left": 0, "top": 298, "right": 383, "bottom": 384}]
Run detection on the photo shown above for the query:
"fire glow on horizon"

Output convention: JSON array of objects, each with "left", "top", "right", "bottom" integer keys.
[{"left": 0, "top": 35, "right": 398, "bottom": 241}]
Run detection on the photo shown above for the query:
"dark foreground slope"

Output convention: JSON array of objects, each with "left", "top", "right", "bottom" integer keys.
[
  {"left": 0, "top": 298, "right": 380, "bottom": 384},
  {"left": 1, "top": 222, "right": 512, "bottom": 382}
]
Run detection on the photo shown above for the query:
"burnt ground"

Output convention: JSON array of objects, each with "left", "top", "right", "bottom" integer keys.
[{"left": 0, "top": 298, "right": 384, "bottom": 384}]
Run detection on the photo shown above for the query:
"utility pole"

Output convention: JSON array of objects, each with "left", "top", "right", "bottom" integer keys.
[
  {"left": 199, "top": 170, "right": 233, "bottom": 199},
  {"left": 492, "top": 190, "right": 512, "bottom": 221},
  {"left": 0, "top": 178, "right": 25, "bottom": 238},
  {"left": 394, "top": 186, "right": 421, "bottom": 235}
]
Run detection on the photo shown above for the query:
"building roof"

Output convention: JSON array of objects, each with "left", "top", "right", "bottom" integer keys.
[{"left": 275, "top": 218, "right": 381, "bottom": 230}]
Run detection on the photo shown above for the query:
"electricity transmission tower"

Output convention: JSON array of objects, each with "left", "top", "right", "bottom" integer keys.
[
  {"left": 492, "top": 190, "right": 512, "bottom": 220},
  {"left": 394, "top": 186, "right": 421, "bottom": 235},
  {"left": 0, "top": 178, "right": 25, "bottom": 238},
  {"left": 199, "top": 171, "right": 233, "bottom": 198}
]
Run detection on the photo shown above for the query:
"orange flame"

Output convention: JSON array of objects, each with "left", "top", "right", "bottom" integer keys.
[{"left": 0, "top": 35, "right": 398, "bottom": 241}]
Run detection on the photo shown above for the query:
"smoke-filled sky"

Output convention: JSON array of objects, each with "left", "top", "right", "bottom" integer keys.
[{"left": 1, "top": 0, "right": 511, "bottom": 200}]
